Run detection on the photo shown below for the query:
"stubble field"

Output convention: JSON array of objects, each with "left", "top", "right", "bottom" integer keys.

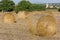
[{"left": 0, "top": 10, "right": 59, "bottom": 40}]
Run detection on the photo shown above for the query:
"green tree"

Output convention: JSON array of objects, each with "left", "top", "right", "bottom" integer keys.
[
  {"left": 28, "top": 4, "right": 46, "bottom": 11},
  {"left": 58, "top": 8, "right": 60, "bottom": 12},
  {"left": 0, "top": 1, "right": 2, "bottom": 11},
  {"left": 15, "top": 0, "right": 46, "bottom": 13},
  {"left": 15, "top": 0, "right": 31, "bottom": 13},
  {"left": 1, "top": 0, "right": 15, "bottom": 12}
]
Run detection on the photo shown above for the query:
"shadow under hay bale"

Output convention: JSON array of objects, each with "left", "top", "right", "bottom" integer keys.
[
  {"left": 17, "top": 11, "right": 29, "bottom": 19},
  {"left": 28, "top": 11, "right": 56, "bottom": 37},
  {"left": 2, "top": 13, "right": 15, "bottom": 24}
]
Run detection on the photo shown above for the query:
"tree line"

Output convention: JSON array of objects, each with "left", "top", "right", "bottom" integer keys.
[{"left": 0, "top": 0, "right": 46, "bottom": 13}]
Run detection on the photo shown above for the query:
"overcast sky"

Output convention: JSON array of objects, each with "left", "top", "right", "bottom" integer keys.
[
  {"left": 0, "top": 0, "right": 60, "bottom": 4},
  {"left": 13, "top": 0, "right": 60, "bottom": 4}
]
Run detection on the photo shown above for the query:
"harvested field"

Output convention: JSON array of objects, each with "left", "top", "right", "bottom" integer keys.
[{"left": 0, "top": 11, "right": 59, "bottom": 40}]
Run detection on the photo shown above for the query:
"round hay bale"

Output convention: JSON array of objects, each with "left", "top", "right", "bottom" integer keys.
[
  {"left": 37, "top": 15, "right": 56, "bottom": 37},
  {"left": 17, "top": 11, "right": 29, "bottom": 19},
  {"left": 3, "top": 13, "right": 15, "bottom": 23},
  {"left": 27, "top": 11, "right": 56, "bottom": 37}
]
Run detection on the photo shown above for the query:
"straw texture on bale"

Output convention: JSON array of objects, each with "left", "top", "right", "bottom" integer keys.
[
  {"left": 27, "top": 13, "right": 39, "bottom": 35},
  {"left": 37, "top": 15, "right": 56, "bottom": 37},
  {"left": 3, "top": 13, "right": 15, "bottom": 23},
  {"left": 17, "top": 11, "right": 29, "bottom": 19},
  {"left": 28, "top": 11, "right": 56, "bottom": 37},
  {"left": 28, "top": 18, "right": 38, "bottom": 35}
]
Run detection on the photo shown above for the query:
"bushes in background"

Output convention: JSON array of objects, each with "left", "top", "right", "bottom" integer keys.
[
  {"left": 0, "top": 0, "right": 15, "bottom": 12},
  {"left": 58, "top": 8, "right": 60, "bottom": 12},
  {"left": 15, "top": 0, "right": 31, "bottom": 13},
  {"left": 28, "top": 4, "right": 46, "bottom": 11},
  {"left": 15, "top": 0, "right": 46, "bottom": 13},
  {"left": 0, "top": 0, "right": 46, "bottom": 13}
]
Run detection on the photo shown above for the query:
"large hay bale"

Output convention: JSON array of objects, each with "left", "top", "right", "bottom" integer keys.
[
  {"left": 3, "top": 13, "right": 15, "bottom": 23},
  {"left": 37, "top": 15, "right": 56, "bottom": 37},
  {"left": 28, "top": 11, "right": 56, "bottom": 37},
  {"left": 17, "top": 11, "right": 29, "bottom": 19}
]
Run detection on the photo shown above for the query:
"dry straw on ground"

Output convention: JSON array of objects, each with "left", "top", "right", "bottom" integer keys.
[
  {"left": 2, "top": 12, "right": 15, "bottom": 23},
  {"left": 28, "top": 11, "right": 56, "bottom": 37}
]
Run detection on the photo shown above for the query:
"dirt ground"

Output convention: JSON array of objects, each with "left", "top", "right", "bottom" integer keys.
[{"left": 0, "top": 11, "right": 60, "bottom": 40}]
